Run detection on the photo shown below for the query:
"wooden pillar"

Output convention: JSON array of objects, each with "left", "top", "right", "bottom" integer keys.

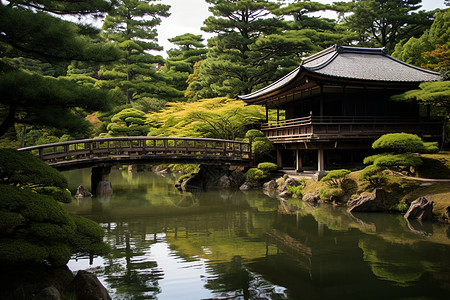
[
  {"left": 265, "top": 103, "right": 269, "bottom": 123},
  {"left": 319, "top": 84, "right": 324, "bottom": 117},
  {"left": 277, "top": 107, "right": 280, "bottom": 123},
  {"left": 276, "top": 147, "right": 282, "bottom": 168},
  {"left": 296, "top": 148, "right": 303, "bottom": 172},
  {"left": 317, "top": 147, "right": 324, "bottom": 172}
]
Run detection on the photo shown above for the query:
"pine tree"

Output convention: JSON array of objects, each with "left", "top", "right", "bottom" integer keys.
[
  {"left": 190, "top": 0, "right": 299, "bottom": 98},
  {"left": 99, "top": 0, "right": 179, "bottom": 104},
  {"left": 162, "top": 33, "right": 207, "bottom": 97},
  {"left": 0, "top": 1, "right": 122, "bottom": 138},
  {"left": 342, "top": 0, "right": 436, "bottom": 51}
]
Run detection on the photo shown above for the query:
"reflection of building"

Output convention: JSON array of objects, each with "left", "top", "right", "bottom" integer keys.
[{"left": 239, "top": 45, "right": 442, "bottom": 172}]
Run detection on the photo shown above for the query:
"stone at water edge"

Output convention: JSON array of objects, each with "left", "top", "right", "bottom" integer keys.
[
  {"left": 75, "top": 185, "right": 92, "bottom": 198},
  {"left": 279, "top": 177, "right": 300, "bottom": 192},
  {"left": 263, "top": 180, "right": 278, "bottom": 190},
  {"left": 69, "top": 270, "right": 111, "bottom": 300},
  {"left": 404, "top": 197, "right": 434, "bottom": 221},
  {"left": 217, "top": 175, "right": 231, "bottom": 189},
  {"left": 302, "top": 192, "right": 320, "bottom": 203},
  {"left": 347, "top": 189, "right": 387, "bottom": 212},
  {"left": 33, "top": 286, "right": 61, "bottom": 300}
]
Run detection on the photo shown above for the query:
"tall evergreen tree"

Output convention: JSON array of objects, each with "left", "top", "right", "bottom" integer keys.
[
  {"left": 341, "top": 0, "right": 436, "bottom": 51},
  {"left": 162, "top": 33, "right": 208, "bottom": 97},
  {"left": 0, "top": 1, "right": 122, "bottom": 138},
  {"left": 99, "top": 0, "right": 179, "bottom": 104},
  {"left": 190, "top": 0, "right": 300, "bottom": 98}
]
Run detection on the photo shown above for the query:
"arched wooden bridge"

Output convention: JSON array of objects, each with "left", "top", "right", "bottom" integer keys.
[{"left": 19, "top": 136, "right": 252, "bottom": 171}]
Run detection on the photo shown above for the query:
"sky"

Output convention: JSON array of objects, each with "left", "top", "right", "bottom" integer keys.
[{"left": 156, "top": 0, "right": 447, "bottom": 57}]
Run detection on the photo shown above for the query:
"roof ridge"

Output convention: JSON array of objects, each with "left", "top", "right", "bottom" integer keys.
[{"left": 301, "top": 45, "right": 337, "bottom": 65}]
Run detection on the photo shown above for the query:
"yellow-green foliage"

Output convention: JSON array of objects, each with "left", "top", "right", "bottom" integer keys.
[{"left": 146, "top": 97, "right": 266, "bottom": 139}]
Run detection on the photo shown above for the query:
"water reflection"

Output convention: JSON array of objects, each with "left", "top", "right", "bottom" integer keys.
[{"left": 64, "top": 169, "right": 450, "bottom": 300}]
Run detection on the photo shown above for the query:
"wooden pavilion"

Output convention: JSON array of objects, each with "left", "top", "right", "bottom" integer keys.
[{"left": 239, "top": 45, "right": 443, "bottom": 173}]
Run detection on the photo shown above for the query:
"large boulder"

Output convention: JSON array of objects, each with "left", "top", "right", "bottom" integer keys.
[
  {"left": 347, "top": 189, "right": 387, "bottom": 213},
  {"left": 70, "top": 270, "right": 111, "bottom": 300},
  {"left": 404, "top": 197, "right": 434, "bottom": 221},
  {"left": 263, "top": 180, "right": 278, "bottom": 191}
]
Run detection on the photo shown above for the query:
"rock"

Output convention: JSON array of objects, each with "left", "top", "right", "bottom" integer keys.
[
  {"left": 347, "top": 189, "right": 387, "bottom": 213},
  {"left": 70, "top": 270, "right": 111, "bottom": 300},
  {"left": 302, "top": 192, "right": 320, "bottom": 203},
  {"left": 217, "top": 175, "right": 231, "bottom": 189},
  {"left": 279, "top": 178, "right": 300, "bottom": 192},
  {"left": 33, "top": 286, "right": 61, "bottom": 300},
  {"left": 229, "top": 170, "right": 246, "bottom": 188},
  {"left": 279, "top": 190, "right": 292, "bottom": 198},
  {"left": 263, "top": 180, "right": 278, "bottom": 190},
  {"left": 239, "top": 183, "right": 251, "bottom": 191},
  {"left": 312, "top": 171, "right": 327, "bottom": 181},
  {"left": 445, "top": 206, "right": 450, "bottom": 219},
  {"left": 96, "top": 181, "right": 112, "bottom": 195},
  {"left": 404, "top": 197, "right": 434, "bottom": 221},
  {"left": 75, "top": 186, "right": 92, "bottom": 198}
]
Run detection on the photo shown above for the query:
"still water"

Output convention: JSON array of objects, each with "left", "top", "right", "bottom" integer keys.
[{"left": 64, "top": 168, "right": 450, "bottom": 300}]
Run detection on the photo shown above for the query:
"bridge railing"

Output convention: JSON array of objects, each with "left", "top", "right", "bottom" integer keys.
[{"left": 19, "top": 136, "right": 252, "bottom": 164}]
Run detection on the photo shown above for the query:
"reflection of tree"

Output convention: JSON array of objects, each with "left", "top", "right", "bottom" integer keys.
[
  {"left": 358, "top": 236, "right": 449, "bottom": 287},
  {"left": 205, "top": 256, "right": 289, "bottom": 300},
  {"left": 99, "top": 221, "right": 163, "bottom": 299}
]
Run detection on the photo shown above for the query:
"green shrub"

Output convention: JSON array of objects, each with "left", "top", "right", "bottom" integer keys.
[
  {"left": 245, "top": 129, "right": 265, "bottom": 142},
  {"left": 372, "top": 133, "right": 429, "bottom": 153},
  {"left": 319, "top": 186, "right": 345, "bottom": 200},
  {"left": 257, "top": 162, "right": 278, "bottom": 174},
  {"left": 245, "top": 168, "right": 267, "bottom": 182},
  {"left": 252, "top": 136, "right": 274, "bottom": 164},
  {"left": 320, "top": 169, "right": 351, "bottom": 187},
  {"left": 422, "top": 142, "right": 439, "bottom": 154},
  {"left": 287, "top": 185, "right": 304, "bottom": 198},
  {"left": 359, "top": 165, "right": 388, "bottom": 185}
]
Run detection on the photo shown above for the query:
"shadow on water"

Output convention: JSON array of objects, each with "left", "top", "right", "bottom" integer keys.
[{"left": 62, "top": 169, "right": 450, "bottom": 300}]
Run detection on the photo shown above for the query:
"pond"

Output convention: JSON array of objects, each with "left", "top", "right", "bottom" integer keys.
[{"left": 64, "top": 168, "right": 450, "bottom": 300}]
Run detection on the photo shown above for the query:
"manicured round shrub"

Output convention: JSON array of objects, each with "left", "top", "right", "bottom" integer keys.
[
  {"left": 245, "top": 167, "right": 267, "bottom": 182},
  {"left": 372, "top": 133, "right": 435, "bottom": 153},
  {"left": 257, "top": 162, "right": 278, "bottom": 174}
]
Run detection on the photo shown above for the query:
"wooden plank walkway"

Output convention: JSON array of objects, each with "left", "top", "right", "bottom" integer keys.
[{"left": 19, "top": 136, "right": 252, "bottom": 170}]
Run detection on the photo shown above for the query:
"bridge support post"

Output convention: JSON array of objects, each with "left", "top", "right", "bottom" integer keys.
[{"left": 91, "top": 166, "right": 112, "bottom": 196}]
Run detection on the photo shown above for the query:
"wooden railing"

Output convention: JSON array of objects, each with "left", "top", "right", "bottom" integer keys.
[
  {"left": 19, "top": 137, "right": 252, "bottom": 168},
  {"left": 262, "top": 116, "right": 443, "bottom": 142}
]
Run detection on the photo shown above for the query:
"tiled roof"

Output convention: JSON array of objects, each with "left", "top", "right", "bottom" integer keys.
[{"left": 239, "top": 45, "right": 441, "bottom": 101}]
